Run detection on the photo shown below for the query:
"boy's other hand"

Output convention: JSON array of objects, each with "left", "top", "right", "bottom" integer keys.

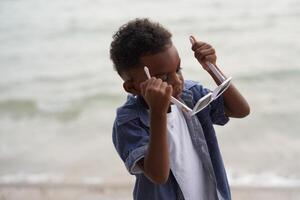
[
  {"left": 140, "top": 78, "right": 173, "bottom": 113},
  {"left": 190, "top": 35, "right": 217, "bottom": 72}
]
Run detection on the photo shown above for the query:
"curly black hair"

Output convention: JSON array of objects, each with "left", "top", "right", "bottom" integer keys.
[{"left": 110, "top": 18, "right": 172, "bottom": 77}]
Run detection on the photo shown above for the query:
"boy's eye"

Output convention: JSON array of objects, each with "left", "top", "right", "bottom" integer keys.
[{"left": 159, "top": 74, "right": 168, "bottom": 81}]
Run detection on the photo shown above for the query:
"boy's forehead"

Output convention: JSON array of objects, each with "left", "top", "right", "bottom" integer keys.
[
  {"left": 139, "top": 45, "right": 180, "bottom": 74},
  {"left": 121, "top": 44, "right": 180, "bottom": 81}
]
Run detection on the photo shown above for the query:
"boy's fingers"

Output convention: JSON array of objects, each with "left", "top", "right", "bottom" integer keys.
[
  {"left": 156, "top": 78, "right": 163, "bottom": 86},
  {"left": 140, "top": 78, "right": 154, "bottom": 92},
  {"left": 146, "top": 77, "right": 159, "bottom": 89},
  {"left": 161, "top": 81, "right": 168, "bottom": 88},
  {"left": 195, "top": 52, "right": 216, "bottom": 62},
  {"left": 160, "top": 82, "right": 168, "bottom": 94},
  {"left": 165, "top": 85, "right": 173, "bottom": 97},
  {"left": 194, "top": 49, "right": 205, "bottom": 60},
  {"left": 191, "top": 41, "right": 206, "bottom": 51},
  {"left": 146, "top": 78, "right": 168, "bottom": 96},
  {"left": 199, "top": 48, "right": 215, "bottom": 56},
  {"left": 204, "top": 55, "right": 217, "bottom": 63},
  {"left": 202, "top": 43, "right": 212, "bottom": 50},
  {"left": 193, "top": 43, "right": 212, "bottom": 52},
  {"left": 149, "top": 77, "right": 161, "bottom": 87}
]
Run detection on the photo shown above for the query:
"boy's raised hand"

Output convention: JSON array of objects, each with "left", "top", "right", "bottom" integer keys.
[
  {"left": 140, "top": 78, "right": 173, "bottom": 113},
  {"left": 190, "top": 35, "right": 217, "bottom": 72}
]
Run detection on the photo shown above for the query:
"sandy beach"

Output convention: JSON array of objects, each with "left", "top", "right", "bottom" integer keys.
[{"left": 0, "top": 183, "right": 300, "bottom": 200}]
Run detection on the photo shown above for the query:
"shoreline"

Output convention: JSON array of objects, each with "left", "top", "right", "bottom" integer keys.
[{"left": 0, "top": 183, "right": 300, "bottom": 200}]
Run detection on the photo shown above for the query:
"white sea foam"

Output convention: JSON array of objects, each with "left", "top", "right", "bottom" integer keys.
[
  {"left": 0, "top": 173, "right": 65, "bottom": 185},
  {"left": 0, "top": 173, "right": 104, "bottom": 186},
  {"left": 228, "top": 172, "right": 300, "bottom": 188},
  {"left": 1, "top": 172, "right": 299, "bottom": 188}
]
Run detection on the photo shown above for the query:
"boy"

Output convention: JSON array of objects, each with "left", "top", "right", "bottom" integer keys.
[{"left": 110, "top": 18, "right": 250, "bottom": 200}]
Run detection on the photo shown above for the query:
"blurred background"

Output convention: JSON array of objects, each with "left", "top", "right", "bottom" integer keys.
[{"left": 0, "top": 0, "right": 299, "bottom": 199}]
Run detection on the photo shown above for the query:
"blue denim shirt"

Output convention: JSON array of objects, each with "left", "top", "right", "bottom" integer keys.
[{"left": 112, "top": 80, "right": 231, "bottom": 200}]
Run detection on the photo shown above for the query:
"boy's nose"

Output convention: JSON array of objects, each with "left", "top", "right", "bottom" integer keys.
[{"left": 173, "top": 73, "right": 183, "bottom": 85}]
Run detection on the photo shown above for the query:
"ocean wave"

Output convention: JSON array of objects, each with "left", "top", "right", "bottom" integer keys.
[
  {"left": 0, "top": 70, "right": 103, "bottom": 90},
  {"left": 229, "top": 172, "right": 300, "bottom": 188},
  {"left": 235, "top": 68, "right": 300, "bottom": 82},
  {"left": 0, "top": 92, "right": 122, "bottom": 121},
  {"left": 0, "top": 98, "right": 81, "bottom": 120}
]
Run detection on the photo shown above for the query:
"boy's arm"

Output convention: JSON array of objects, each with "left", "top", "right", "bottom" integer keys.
[
  {"left": 191, "top": 36, "right": 250, "bottom": 118},
  {"left": 137, "top": 78, "right": 172, "bottom": 184},
  {"left": 208, "top": 67, "right": 250, "bottom": 118}
]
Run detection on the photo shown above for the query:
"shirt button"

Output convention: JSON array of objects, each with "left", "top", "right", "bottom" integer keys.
[{"left": 201, "top": 146, "right": 206, "bottom": 152}]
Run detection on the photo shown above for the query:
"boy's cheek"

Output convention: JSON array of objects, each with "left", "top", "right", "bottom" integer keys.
[
  {"left": 123, "top": 80, "right": 143, "bottom": 95},
  {"left": 131, "top": 82, "right": 142, "bottom": 95}
]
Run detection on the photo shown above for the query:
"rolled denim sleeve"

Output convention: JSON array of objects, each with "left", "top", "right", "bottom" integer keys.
[
  {"left": 209, "top": 94, "right": 229, "bottom": 125},
  {"left": 112, "top": 119, "right": 149, "bottom": 175}
]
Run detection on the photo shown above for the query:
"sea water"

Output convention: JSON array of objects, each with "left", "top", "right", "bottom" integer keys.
[{"left": 0, "top": 0, "right": 300, "bottom": 187}]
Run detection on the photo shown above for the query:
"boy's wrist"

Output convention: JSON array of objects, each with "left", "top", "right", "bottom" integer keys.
[
  {"left": 207, "top": 64, "right": 227, "bottom": 84},
  {"left": 150, "top": 108, "right": 168, "bottom": 116}
]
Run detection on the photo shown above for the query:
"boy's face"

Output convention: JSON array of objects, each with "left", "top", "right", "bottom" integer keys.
[{"left": 123, "top": 44, "right": 184, "bottom": 99}]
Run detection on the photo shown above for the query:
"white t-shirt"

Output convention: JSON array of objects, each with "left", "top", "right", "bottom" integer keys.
[{"left": 167, "top": 105, "right": 208, "bottom": 200}]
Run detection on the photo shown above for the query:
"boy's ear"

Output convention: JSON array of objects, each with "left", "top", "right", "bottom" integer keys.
[{"left": 123, "top": 80, "right": 139, "bottom": 95}]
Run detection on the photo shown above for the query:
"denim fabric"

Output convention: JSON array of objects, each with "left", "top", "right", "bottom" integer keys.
[{"left": 112, "top": 80, "right": 231, "bottom": 200}]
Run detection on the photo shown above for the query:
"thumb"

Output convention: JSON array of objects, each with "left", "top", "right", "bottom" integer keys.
[{"left": 189, "top": 35, "right": 197, "bottom": 45}]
